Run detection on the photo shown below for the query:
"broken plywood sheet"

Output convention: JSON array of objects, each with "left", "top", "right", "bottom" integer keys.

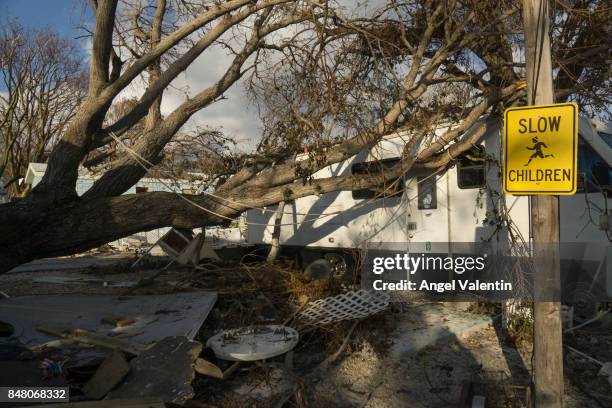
[
  {"left": 106, "top": 336, "right": 202, "bottom": 403},
  {"left": 9, "top": 257, "right": 126, "bottom": 273},
  {"left": 0, "top": 292, "right": 216, "bottom": 350},
  {"left": 82, "top": 349, "right": 130, "bottom": 399},
  {"left": 23, "top": 398, "right": 165, "bottom": 407},
  {"left": 32, "top": 276, "right": 136, "bottom": 287}
]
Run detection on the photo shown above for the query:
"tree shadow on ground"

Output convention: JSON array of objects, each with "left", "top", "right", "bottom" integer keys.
[{"left": 307, "top": 302, "right": 529, "bottom": 407}]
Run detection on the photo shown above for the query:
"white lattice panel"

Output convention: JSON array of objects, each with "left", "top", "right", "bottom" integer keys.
[{"left": 298, "top": 290, "right": 390, "bottom": 324}]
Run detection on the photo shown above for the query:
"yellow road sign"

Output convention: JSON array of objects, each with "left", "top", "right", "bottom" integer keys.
[{"left": 504, "top": 102, "right": 578, "bottom": 195}]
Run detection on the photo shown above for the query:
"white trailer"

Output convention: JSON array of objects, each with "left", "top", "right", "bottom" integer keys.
[{"left": 246, "top": 116, "right": 612, "bottom": 294}]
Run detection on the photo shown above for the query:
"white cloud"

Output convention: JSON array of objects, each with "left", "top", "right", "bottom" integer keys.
[
  {"left": 81, "top": 36, "right": 93, "bottom": 60},
  {"left": 170, "top": 46, "right": 260, "bottom": 138},
  {"left": 117, "top": 40, "right": 262, "bottom": 152}
]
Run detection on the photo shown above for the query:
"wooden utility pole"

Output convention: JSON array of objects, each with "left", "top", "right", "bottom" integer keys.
[{"left": 521, "top": 0, "right": 564, "bottom": 406}]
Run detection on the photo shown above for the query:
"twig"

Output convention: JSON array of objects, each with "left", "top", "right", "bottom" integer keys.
[
  {"left": 122, "top": 264, "right": 174, "bottom": 294},
  {"left": 319, "top": 319, "right": 360, "bottom": 368},
  {"left": 283, "top": 297, "right": 310, "bottom": 326},
  {"left": 564, "top": 309, "right": 610, "bottom": 333},
  {"left": 565, "top": 345, "right": 603, "bottom": 366},
  {"left": 361, "top": 379, "right": 384, "bottom": 408}
]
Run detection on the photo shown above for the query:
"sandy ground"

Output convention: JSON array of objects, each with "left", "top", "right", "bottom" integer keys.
[
  {"left": 315, "top": 324, "right": 600, "bottom": 407},
  {"left": 194, "top": 305, "right": 608, "bottom": 407}
]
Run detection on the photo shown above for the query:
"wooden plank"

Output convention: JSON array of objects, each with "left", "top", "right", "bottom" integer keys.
[{"left": 37, "top": 325, "right": 148, "bottom": 356}]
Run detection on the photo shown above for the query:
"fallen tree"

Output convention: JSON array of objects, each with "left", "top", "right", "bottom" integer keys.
[{"left": 0, "top": 0, "right": 609, "bottom": 272}]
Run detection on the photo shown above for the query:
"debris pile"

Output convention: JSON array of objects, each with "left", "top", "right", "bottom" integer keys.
[
  {"left": 0, "top": 290, "right": 218, "bottom": 405},
  {"left": 0, "top": 257, "right": 384, "bottom": 406},
  {"left": 2, "top": 254, "right": 607, "bottom": 407}
]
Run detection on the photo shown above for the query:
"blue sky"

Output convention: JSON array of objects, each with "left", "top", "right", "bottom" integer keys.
[
  {"left": 0, "top": 1, "right": 92, "bottom": 95},
  {"left": 0, "top": 0, "right": 92, "bottom": 39}
]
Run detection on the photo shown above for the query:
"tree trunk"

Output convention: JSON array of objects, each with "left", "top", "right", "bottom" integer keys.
[
  {"left": 0, "top": 192, "right": 235, "bottom": 273},
  {"left": 1, "top": 157, "right": 413, "bottom": 273}
]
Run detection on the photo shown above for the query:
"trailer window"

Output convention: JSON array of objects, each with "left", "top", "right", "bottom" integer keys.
[
  {"left": 578, "top": 136, "right": 611, "bottom": 196},
  {"left": 598, "top": 132, "right": 612, "bottom": 149},
  {"left": 351, "top": 158, "right": 404, "bottom": 200},
  {"left": 457, "top": 147, "right": 486, "bottom": 189},
  {"left": 417, "top": 175, "right": 437, "bottom": 209}
]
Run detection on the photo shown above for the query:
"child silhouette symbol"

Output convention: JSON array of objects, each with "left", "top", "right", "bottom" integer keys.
[{"left": 524, "top": 136, "right": 554, "bottom": 166}]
